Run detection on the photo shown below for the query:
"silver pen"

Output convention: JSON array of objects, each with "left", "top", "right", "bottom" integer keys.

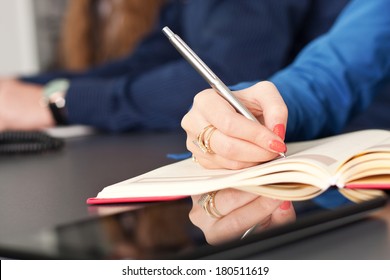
[
  {"left": 162, "top": 26, "right": 259, "bottom": 121},
  {"left": 162, "top": 26, "right": 285, "bottom": 158}
]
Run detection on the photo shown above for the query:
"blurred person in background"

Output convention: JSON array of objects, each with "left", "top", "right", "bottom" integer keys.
[
  {"left": 0, "top": 0, "right": 348, "bottom": 132},
  {"left": 57, "top": 0, "right": 164, "bottom": 71}
]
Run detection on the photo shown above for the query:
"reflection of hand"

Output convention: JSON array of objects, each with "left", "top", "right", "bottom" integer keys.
[
  {"left": 0, "top": 79, "right": 55, "bottom": 131},
  {"left": 190, "top": 189, "right": 296, "bottom": 245},
  {"left": 181, "top": 81, "right": 287, "bottom": 170}
]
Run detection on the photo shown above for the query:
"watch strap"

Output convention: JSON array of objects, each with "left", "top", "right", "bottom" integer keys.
[{"left": 43, "top": 79, "right": 70, "bottom": 125}]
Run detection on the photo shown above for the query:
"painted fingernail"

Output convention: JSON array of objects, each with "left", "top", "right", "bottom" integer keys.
[
  {"left": 273, "top": 124, "right": 286, "bottom": 140},
  {"left": 269, "top": 140, "right": 287, "bottom": 153},
  {"left": 279, "top": 201, "right": 291, "bottom": 210}
]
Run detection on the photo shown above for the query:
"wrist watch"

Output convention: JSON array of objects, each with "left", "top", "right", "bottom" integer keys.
[{"left": 43, "top": 79, "right": 70, "bottom": 125}]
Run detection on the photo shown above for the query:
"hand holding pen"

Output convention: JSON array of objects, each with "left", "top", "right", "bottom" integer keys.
[
  {"left": 163, "top": 26, "right": 287, "bottom": 169},
  {"left": 182, "top": 83, "right": 287, "bottom": 169}
]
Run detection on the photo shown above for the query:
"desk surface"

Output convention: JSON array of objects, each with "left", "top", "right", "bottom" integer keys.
[
  {"left": 0, "top": 131, "right": 187, "bottom": 239},
  {"left": 0, "top": 131, "right": 389, "bottom": 259}
]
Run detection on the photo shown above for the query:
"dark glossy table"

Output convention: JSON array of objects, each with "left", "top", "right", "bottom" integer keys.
[
  {"left": 0, "top": 131, "right": 188, "bottom": 240},
  {"left": 0, "top": 130, "right": 389, "bottom": 259}
]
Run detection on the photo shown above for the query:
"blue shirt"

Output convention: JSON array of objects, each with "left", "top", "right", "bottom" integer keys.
[
  {"left": 22, "top": 0, "right": 348, "bottom": 132},
  {"left": 234, "top": 0, "right": 390, "bottom": 141}
]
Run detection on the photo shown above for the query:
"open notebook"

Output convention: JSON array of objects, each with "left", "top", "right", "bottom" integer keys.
[{"left": 88, "top": 129, "right": 390, "bottom": 204}]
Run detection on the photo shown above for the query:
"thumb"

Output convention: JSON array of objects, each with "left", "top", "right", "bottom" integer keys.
[{"left": 244, "top": 81, "right": 288, "bottom": 140}]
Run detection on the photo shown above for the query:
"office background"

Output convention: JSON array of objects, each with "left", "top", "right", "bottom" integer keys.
[{"left": 0, "top": 0, "right": 65, "bottom": 76}]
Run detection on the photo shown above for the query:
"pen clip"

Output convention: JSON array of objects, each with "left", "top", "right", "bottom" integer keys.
[{"left": 162, "top": 26, "right": 218, "bottom": 84}]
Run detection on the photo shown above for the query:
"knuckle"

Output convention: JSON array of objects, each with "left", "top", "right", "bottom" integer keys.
[
  {"left": 180, "top": 113, "right": 190, "bottom": 130},
  {"left": 279, "top": 104, "right": 288, "bottom": 116},
  {"left": 269, "top": 104, "right": 288, "bottom": 117},
  {"left": 188, "top": 205, "right": 204, "bottom": 226},
  {"left": 260, "top": 80, "right": 276, "bottom": 90},
  {"left": 222, "top": 189, "right": 241, "bottom": 206},
  {"left": 227, "top": 215, "right": 248, "bottom": 234},
  {"left": 254, "top": 197, "right": 278, "bottom": 213},
  {"left": 188, "top": 208, "right": 198, "bottom": 225},
  {"left": 218, "top": 117, "right": 235, "bottom": 133},
  {"left": 217, "top": 140, "right": 235, "bottom": 156},
  {"left": 185, "top": 138, "right": 193, "bottom": 151},
  {"left": 204, "top": 232, "right": 221, "bottom": 245},
  {"left": 253, "top": 131, "right": 267, "bottom": 146},
  {"left": 192, "top": 93, "right": 202, "bottom": 105},
  {"left": 193, "top": 89, "right": 212, "bottom": 106}
]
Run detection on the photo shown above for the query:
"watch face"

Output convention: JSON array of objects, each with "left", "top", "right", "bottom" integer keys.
[
  {"left": 50, "top": 92, "right": 66, "bottom": 108},
  {"left": 44, "top": 79, "right": 70, "bottom": 100}
]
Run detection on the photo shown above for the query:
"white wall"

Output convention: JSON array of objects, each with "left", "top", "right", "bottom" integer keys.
[{"left": 0, "top": 0, "right": 39, "bottom": 76}]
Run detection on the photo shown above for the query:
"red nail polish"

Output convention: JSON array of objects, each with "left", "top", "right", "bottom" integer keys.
[
  {"left": 280, "top": 201, "right": 291, "bottom": 210},
  {"left": 273, "top": 124, "right": 286, "bottom": 140},
  {"left": 269, "top": 140, "right": 287, "bottom": 153}
]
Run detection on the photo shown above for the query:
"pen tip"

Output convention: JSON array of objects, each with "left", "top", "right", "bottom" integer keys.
[{"left": 279, "top": 152, "right": 286, "bottom": 158}]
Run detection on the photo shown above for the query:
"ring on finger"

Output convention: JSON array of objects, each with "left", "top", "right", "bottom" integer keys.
[
  {"left": 208, "top": 191, "right": 223, "bottom": 218},
  {"left": 204, "top": 126, "right": 216, "bottom": 154},
  {"left": 196, "top": 125, "right": 216, "bottom": 154},
  {"left": 197, "top": 191, "right": 223, "bottom": 219}
]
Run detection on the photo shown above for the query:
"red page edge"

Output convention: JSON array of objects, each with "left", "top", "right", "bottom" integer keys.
[{"left": 86, "top": 195, "right": 188, "bottom": 205}]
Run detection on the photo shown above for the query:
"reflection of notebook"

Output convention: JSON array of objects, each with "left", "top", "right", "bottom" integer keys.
[{"left": 0, "top": 193, "right": 386, "bottom": 259}]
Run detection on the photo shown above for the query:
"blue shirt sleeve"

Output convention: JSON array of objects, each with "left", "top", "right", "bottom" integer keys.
[{"left": 270, "top": 0, "right": 390, "bottom": 141}]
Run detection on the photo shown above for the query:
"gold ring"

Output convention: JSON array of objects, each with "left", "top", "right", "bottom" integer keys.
[
  {"left": 197, "top": 193, "right": 211, "bottom": 206},
  {"left": 208, "top": 191, "right": 223, "bottom": 218},
  {"left": 197, "top": 193, "right": 213, "bottom": 217},
  {"left": 196, "top": 125, "right": 216, "bottom": 154},
  {"left": 204, "top": 126, "right": 216, "bottom": 154},
  {"left": 197, "top": 191, "right": 223, "bottom": 219}
]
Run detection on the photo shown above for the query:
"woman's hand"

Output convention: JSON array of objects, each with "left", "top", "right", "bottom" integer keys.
[
  {"left": 190, "top": 189, "right": 296, "bottom": 245},
  {"left": 0, "top": 79, "right": 55, "bottom": 131},
  {"left": 181, "top": 81, "right": 288, "bottom": 170}
]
